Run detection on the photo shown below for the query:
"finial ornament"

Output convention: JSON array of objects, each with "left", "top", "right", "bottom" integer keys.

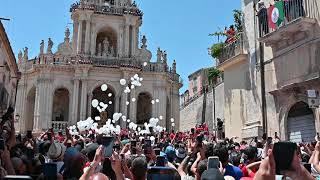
[{"left": 40, "top": 40, "right": 44, "bottom": 55}]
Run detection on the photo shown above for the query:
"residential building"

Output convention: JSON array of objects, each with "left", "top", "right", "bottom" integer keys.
[
  {"left": 215, "top": 0, "right": 320, "bottom": 142},
  {"left": 0, "top": 21, "right": 19, "bottom": 118}
]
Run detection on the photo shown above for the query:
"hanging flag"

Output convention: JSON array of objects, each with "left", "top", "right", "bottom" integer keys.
[{"left": 268, "top": 1, "right": 285, "bottom": 29}]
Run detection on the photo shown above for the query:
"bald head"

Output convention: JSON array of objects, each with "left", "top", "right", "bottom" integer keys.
[{"left": 91, "top": 173, "right": 110, "bottom": 180}]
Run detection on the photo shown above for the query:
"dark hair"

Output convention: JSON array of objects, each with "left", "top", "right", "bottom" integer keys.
[
  {"left": 197, "top": 159, "right": 208, "bottom": 177},
  {"left": 63, "top": 153, "right": 86, "bottom": 180},
  {"left": 205, "top": 143, "right": 214, "bottom": 158},
  {"left": 131, "top": 156, "right": 147, "bottom": 180},
  {"left": 213, "top": 144, "right": 229, "bottom": 163},
  {"left": 244, "top": 146, "right": 257, "bottom": 161},
  {"left": 102, "top": 158, "right": 116, "bottom": 180},
  {"left": 229, "top": 152, "right": 241, "bottom": 167}
]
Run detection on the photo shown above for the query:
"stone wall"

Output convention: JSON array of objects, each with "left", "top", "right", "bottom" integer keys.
[{"left": 179, "top": 90, "right": 214, "bottom": 132}]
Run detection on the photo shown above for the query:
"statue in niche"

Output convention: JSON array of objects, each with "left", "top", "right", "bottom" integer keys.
[
  {"left": 40, "top": 40, "right": 44, "bottom": 55},
  {"left": 97, "top": 43, "right": 102, "bottom": 56},
  {"left": 110, "top": 46, "right": 115, "bottom": 57},
  {"left": 103, "top": 38, "right": 109, "bottom": 56},
  {"left": 23, "top": 47, "right": 28, "bottom": 61},
  {"left": 157, "top": 47, "right": 162, "bottom": 62},
  {"left": 47, "top": 38, "right": 54, "bottom": 54}
]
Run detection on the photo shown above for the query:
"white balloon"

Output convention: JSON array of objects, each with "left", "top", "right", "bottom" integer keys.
[
  {"left": 91, "top": 99, "right": 99, "bottom": 108},
  {"left": 112, "top": 120, "right": 116, "bottom": 124},
  {"left": 109, "top": 101, "right": 113, "bottom": 105},
  {"left": 139, "top": 77, "right": 143, "bottom": 81},
  {"left": 138, "top": 127, "right": 141, "bottom": 132},
  {"left": 134, "top": 74, "right": 139, "bottom": 79},
  {"left": 108, "top": 93, "right": 112, "bottom": 97},
  {"left": 151, "top": 100, "right": 155, "bottom": 104},
  {"left": 131, "top": 85, "right": 135, "bottom": 89},
  {"left": 132, "top": 98, "right": 136, "bottom": 102},
  {"left": 171, "top": 123, "right": 175, "bottom": 127},
  {"left": 99, "top": 102, "right": 105, "bottom": 107},
  {"left": 159, "top": 116, "right": 163, "bottom": 120},
  {"left": 170, "top": 118, "right": 175, "bottom": 123},
  {"left": 131, "top": 77, "right": 134, "bottom": 81},
  {"left": 143, "top": 62, "right": 147, "bottom": 66},
  {"left": 120, "top": 79, "right": 126, "bottom": 86},
  {"left": 122, "top": 116, "right": 127, "bottom": 121},
  {"left": 127, "top": 119, "right": 131, "bottom": 123},
  {"left": 126, "top": 101, "right": 130, "bottom": 105},
  {"left": 156, "top": 99, "right": 160, "bottom": 103},
  {"left": 101, "top": 84, "right": 108, "bottom": 91},
  {"left": 95, "top": 116, "right": 101, "bottom": 121}
]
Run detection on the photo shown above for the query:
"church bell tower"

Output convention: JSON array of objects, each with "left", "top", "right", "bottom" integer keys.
[{"left": 70, "top": 0, "right": 143, "bottom": 58}]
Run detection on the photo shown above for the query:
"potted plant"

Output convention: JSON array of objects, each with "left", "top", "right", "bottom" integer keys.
[{"left": 210, "top": 43, "right": 225, "bottom": 59}]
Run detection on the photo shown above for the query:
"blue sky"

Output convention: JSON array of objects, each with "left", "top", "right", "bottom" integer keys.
[{"left": 0, "top": 0, "right": 240, "bottom": 93}]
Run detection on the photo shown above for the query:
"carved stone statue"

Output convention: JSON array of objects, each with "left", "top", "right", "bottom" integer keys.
[
  {"left": 141, "top": 35, "right": 147, "bottom": 49},
  {"left": 40, "top": 40, "right": 44, "bottom": 55},
  {"left": 172, "top": 60, "right": 176, "bottom": 73},
  {"left": 157, "top": 47, "right": 162, "bottom": 62},
  {"left": 103, "top": 38, "right": 109, "bottom": 56},
  {"left": 23, "top": 47, "right": 28, "bottom": 61},
  {"left": 47, "top": 38, "right": 54, "bottom": 54},
  {"left": 110, "top": 46, "right": 115, "bottom": 57},
  {"left": 162, "top": 50, "right": 167, "bottom": 63},
  {"left": 64, "top": 28, "right": 70, "bottom": 42},
  {"left": 18, "top": 50, "right": 23, "bottom": 63}
]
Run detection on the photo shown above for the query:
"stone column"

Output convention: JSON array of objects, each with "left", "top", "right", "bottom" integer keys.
[
  {"left": 131, "top": 26, "right": 136, "bottom": 56},
  {"left": 71, "top": 79, "right": 80, "bottom": 124},
  {"left": 72, "top": 22, "right": 79, "bottom": 55},
  {"left": 124, "top": 25, "right": 130, "bottom": 57},
  {"left": 77, "top": 20, "right": 83, "bottom": 54},
  {"left": 85, "top": 21, "right": 91, "bottom": 54},
  {"left": 115, "top": 95, "right": 120, "bottom": 113},
  {"left": 45, "top": 82, "right": 53, "bottom": 129},
  {"left": 171, "top": 85, "right": 180, "bottom": 131},
  {"left": 87, "top": 93, "right": 93, "bottom": 118},
  {"left": 90, "top": 23, "right": 96, "bottom": 55},
  {"left": 129, "top": 90, "right": 136, "bottom": 123},
  {"left": 15, "top": 83, "right": 26, "bottom": 132},
  {"left": 120, "top": 92, "right": 128, "bottom": 128},
  {"left": 314, "top": 108, "right": 320, "bottom": 134},
  {"left": 80, "top": 79, "right": 88, "bottom": 120},
  {"left": 33, "top": 86, "right": 40, "bottom": 131},
  {"left": 158, "top": 87, "right": 167, "bottom": 128},
  {"left": 119, "top": 24, "right": 125, "bottom": 57}
]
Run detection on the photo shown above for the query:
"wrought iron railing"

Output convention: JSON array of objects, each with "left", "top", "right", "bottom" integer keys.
[
  {"left": 70, "top": 1, "right": 143, "bottom": 17},
  {"left": 217, "top": 32, "right": 246, "bottom": 65},
  {"left": 20, "top": 57, "right": 181, "bottom": 83},
  {"left": 258, "top": 0, "right": 320, "bottom": 37},
  {"left": 51, "top": 121, "right": 68, "bottom": 131}
]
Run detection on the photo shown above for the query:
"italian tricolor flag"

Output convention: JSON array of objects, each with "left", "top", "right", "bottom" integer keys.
[{"left": 268, "top": 1, "right": 285, "bottom": 29}]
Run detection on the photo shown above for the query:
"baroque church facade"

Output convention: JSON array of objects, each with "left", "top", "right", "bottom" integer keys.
[{"left": 14, "top": 0, "right": 182, "bottom": 133}]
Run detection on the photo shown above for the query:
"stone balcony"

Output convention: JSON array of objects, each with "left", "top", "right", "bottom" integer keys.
[
  {"left": 258, "top": 0, "right": 319, "bottom": 49},
  {"left": 216, "top": 33, "right": 248, "bottom": 71},
  {"left": 20, "top": 56, "right": 182, "bottom": 84}
]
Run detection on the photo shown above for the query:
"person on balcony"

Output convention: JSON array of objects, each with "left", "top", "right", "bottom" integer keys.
[
  {"left": 256, "top": 0, "right": 269, "bottom": 37},
  {"left": 224, "top": 25, "right": 236, "bottom": 44}
]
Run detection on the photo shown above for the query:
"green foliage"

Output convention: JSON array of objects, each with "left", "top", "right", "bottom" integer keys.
[
  {"left": 233, "top": 9, "right": 243, "bottom": 32},
  {"left": 210, "top": 43, "right": 225, "bottom": 59},
  {"left": 207, "top": 67, "right": 221, "bottom": 84}
]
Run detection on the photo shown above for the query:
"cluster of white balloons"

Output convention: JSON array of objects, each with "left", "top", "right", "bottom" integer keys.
[{"left": 151, "top": 99, "right": 160, "bottom": 104}]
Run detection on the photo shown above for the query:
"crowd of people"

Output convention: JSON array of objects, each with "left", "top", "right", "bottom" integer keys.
[{"left": 0, "top": 107, "right": 320, "bottom": 180}]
